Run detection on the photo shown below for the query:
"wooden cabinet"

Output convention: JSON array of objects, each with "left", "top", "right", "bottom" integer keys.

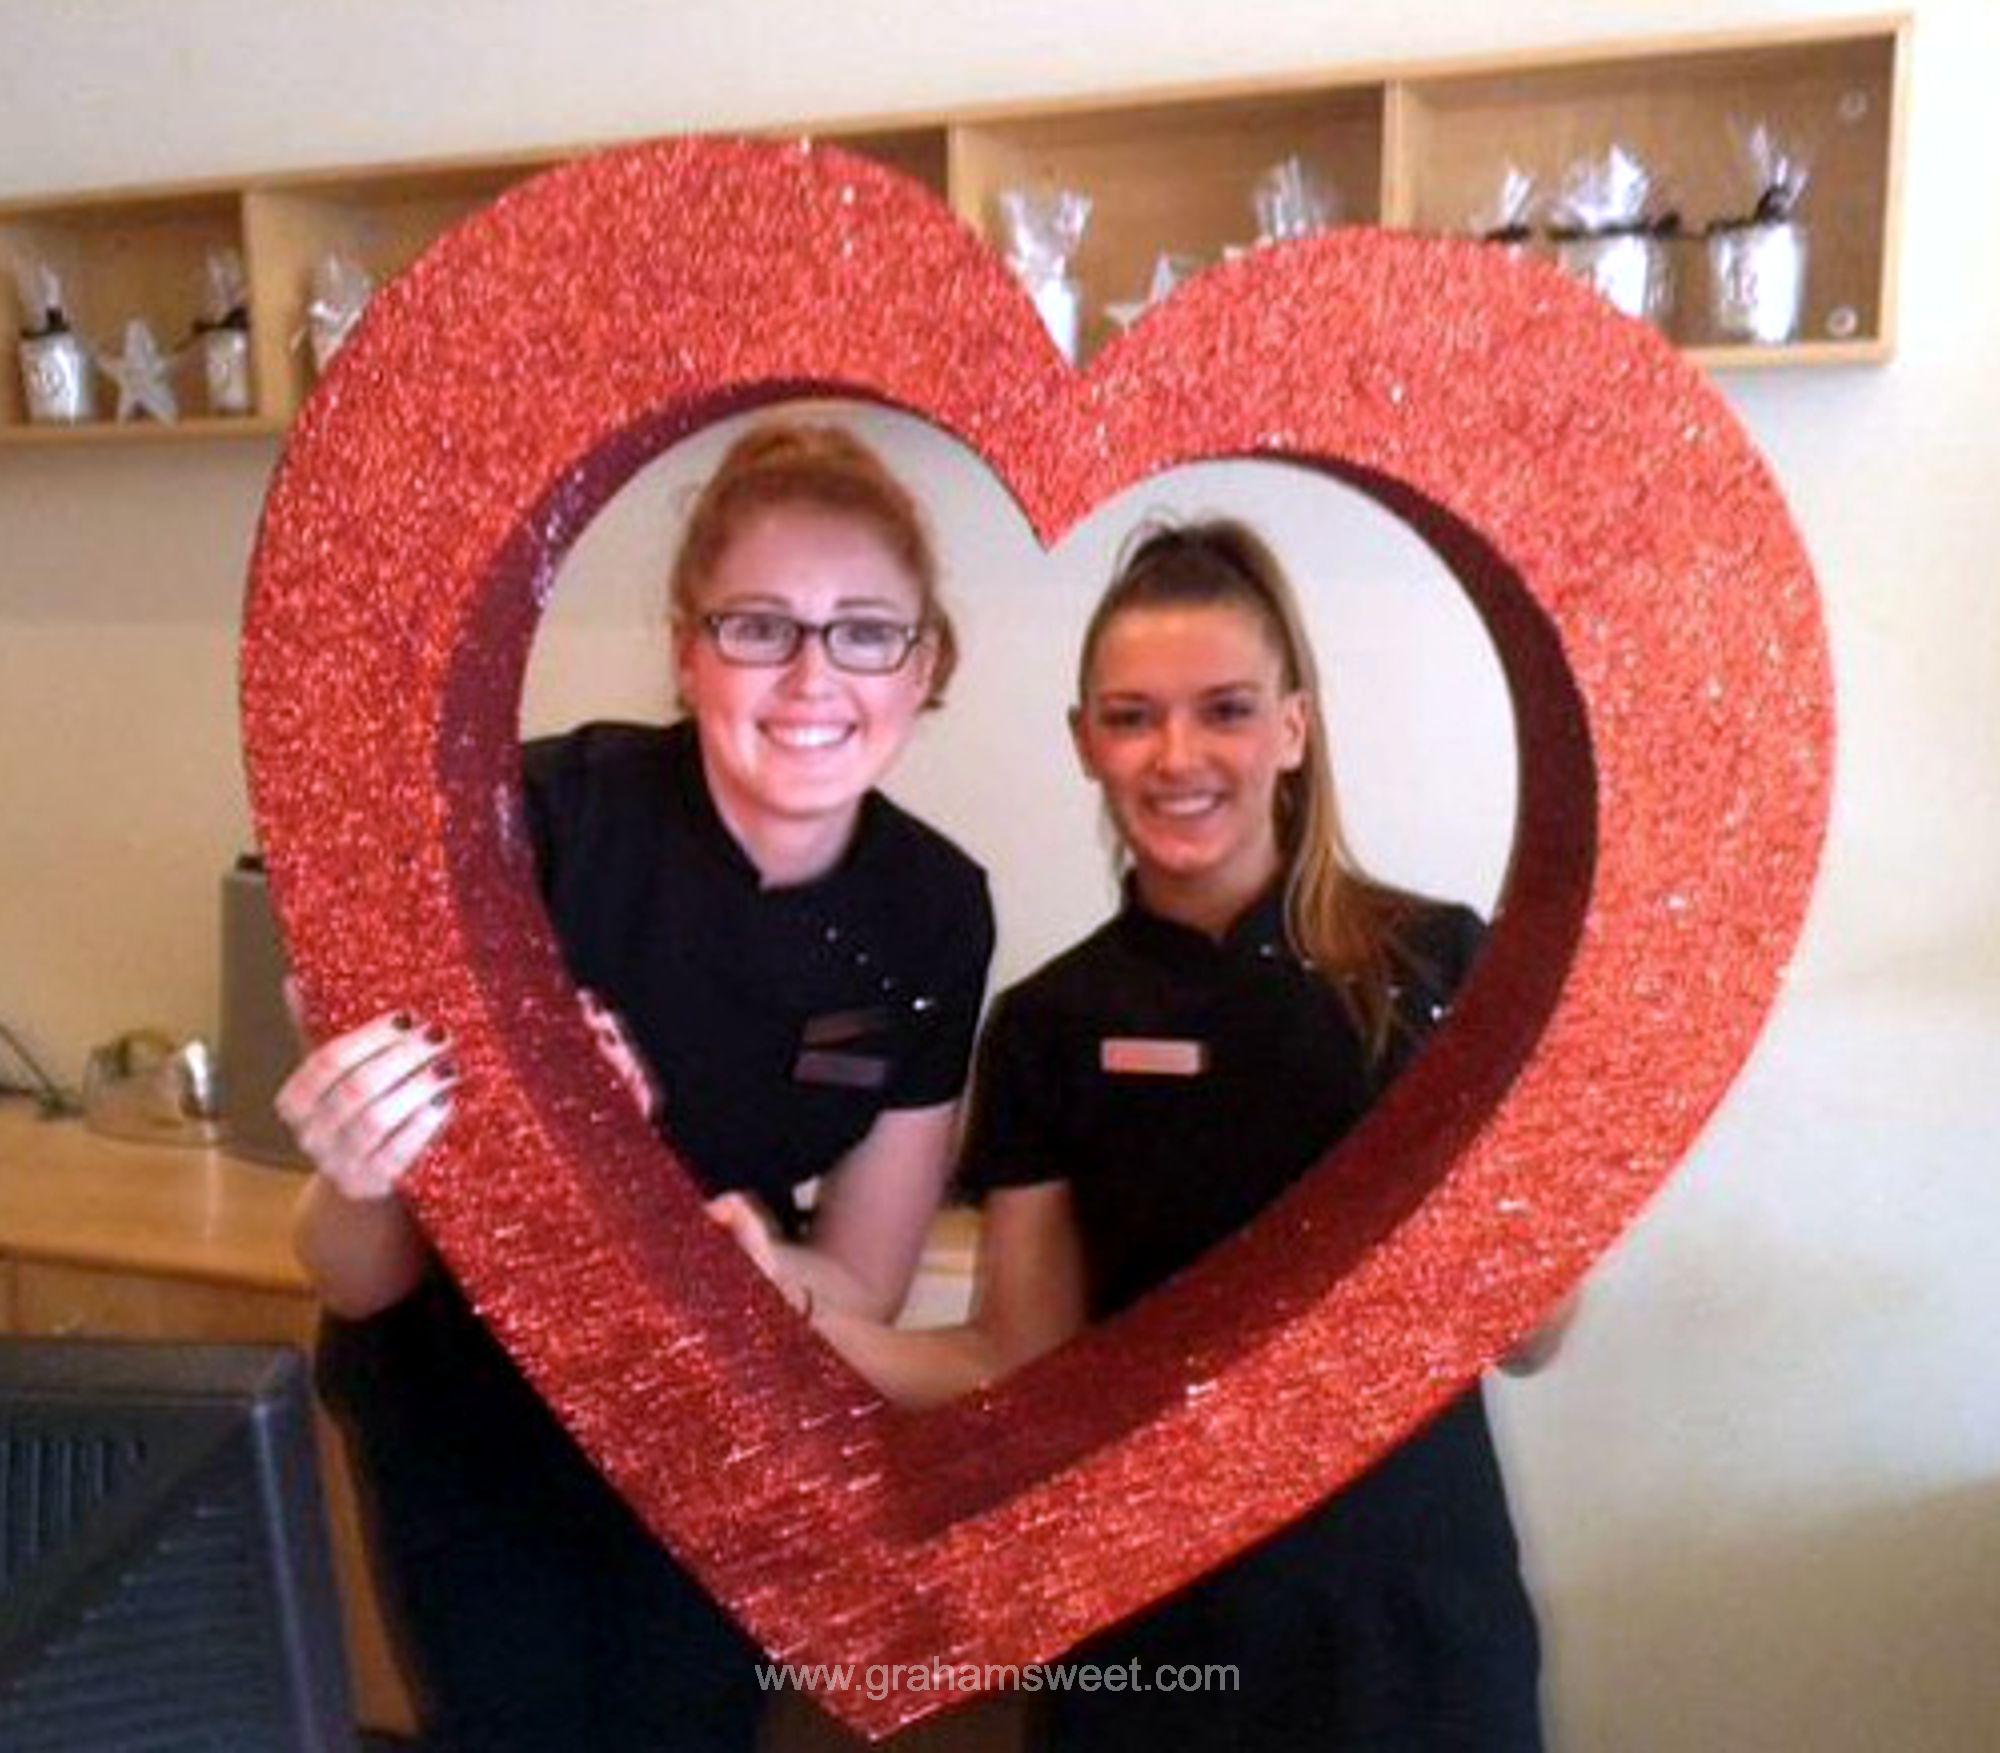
[
  {"left": 1387, "top": 23, "right": 1904, "bottom": 360},
  {"left": 950, "top": 82, "right": 1387, "bottom": 361},
  {"left": 0, "top": 1108, "right": 983, "bottom": 1739},
  {"left": 0, "top": 15, "right": 1909, "bottom": 447},
  {"left": 0, "top": 1110, "right": 419, "bottom": 1736}
]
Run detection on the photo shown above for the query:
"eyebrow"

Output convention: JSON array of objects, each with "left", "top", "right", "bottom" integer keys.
[
  {"left": 706, "top": 591, "right": 913, "bottom": 615},
  {"left": 1093, "top": 680, "right": 1267, "bottom": 702}
]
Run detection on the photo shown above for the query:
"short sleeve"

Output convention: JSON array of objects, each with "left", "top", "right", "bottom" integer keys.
[
  {"left": 517, "top": 733, "right": 570, "bottom": 897},
  {"left": 1379, "top": 901, "right": 1489, "bottom": 1086},
  {"left": 885, "top": 870, "right": 996, "bottom": 1109},
  {"left": 955, "top": 988, "right": 1071, "bottom": 1196}
]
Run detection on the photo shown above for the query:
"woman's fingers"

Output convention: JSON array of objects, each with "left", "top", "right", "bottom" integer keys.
[
  {"left": 340, "top": 1080, "right": 457, "bottom": 1200},
  {"left": 705, "top": 1191, "right": 783, "bottom": 1281},
  {"left": 275, "top": 1010, "right": 456, "bottom": 1199},
  {"left": 579, "top": 988, "right": 660, "bottom": 1121},
  {"left": 277, "top": 1011, "right": 421, "bottom": 1122}
]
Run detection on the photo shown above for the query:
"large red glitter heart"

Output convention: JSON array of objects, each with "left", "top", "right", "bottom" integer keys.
[{"left": 242, "top": 138, "right": 1829, "bottom": 1738}]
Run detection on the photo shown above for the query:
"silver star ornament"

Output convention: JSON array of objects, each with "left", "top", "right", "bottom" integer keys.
[{"left": 99, "top": 318, "right": 181, "bottom": 422}]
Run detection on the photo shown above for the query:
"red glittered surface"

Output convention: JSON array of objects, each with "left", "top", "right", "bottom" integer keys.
[{"left": 241, "top": 138, "right": 1831, "bottom": 1738}]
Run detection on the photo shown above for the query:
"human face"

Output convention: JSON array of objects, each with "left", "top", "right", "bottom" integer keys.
[
  {"left": 1072, "top": 602, "right": 1308, "bottom": 930},
  {"left": 674, "top": 504, "right": 934, "bottom": 865}
]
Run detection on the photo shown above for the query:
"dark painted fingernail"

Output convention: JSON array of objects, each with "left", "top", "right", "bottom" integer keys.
[
  {"left": 392, "top": 1011, "right": 414, "bottom": 1031},
  {"left": 423, "top": 1023, "right": 447, "bottom": 1045},
  {"left": 431, "top": 1090, "right": 453, "bottom": 1110},
  {"left": 435, "top": 1060, "right": 458, "bottom": 1081}
]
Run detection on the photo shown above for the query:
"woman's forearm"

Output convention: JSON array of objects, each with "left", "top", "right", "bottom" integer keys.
[
  {"left": 764, "top": 1238, "right": 887, "bottom": 1320},
  {"left": 812, "top": 1181, "right": 1089, "bottom": 1408},
  {"left": 293, "top": 1176, "right": 429, "bottom": 1319},
  {"left": 811, "top": 1304, "right": 1019, "bottom": 1410}
]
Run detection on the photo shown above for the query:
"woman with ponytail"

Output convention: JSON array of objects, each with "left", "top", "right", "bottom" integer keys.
[{"left": 810, "top": 519, "right": 1546, "bottom": 1751}]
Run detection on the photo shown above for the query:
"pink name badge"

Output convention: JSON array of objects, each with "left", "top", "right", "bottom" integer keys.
[{"left": 1100, "top": 1037, "right": 1208, "bottom": 1078}]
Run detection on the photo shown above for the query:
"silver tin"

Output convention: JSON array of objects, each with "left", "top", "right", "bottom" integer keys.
[
  {"left": 1555, "top": 231, "right": 1674, "bottom": 327},
  {"left": 202, "top": 326, "right": 254, "bottom": 415},
  {"left": 1709, "top": 221, "right": 1808, "bottom": 346},
  {"left": 19, "top": 330, "right": 96, "bottom": 423}
]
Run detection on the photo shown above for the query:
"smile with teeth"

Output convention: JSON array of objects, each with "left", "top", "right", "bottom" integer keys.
[
  {"left": 1146, "top": 791, "right": 1225, "bottom": 820},
  {"left": 762, "top": 721, "right": 856, "bottom": 752}
]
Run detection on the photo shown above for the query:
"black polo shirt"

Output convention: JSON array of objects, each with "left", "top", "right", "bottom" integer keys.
[
  {"left": 523, "top": 718, "right": 994, "bottom": 1230},
  {"left": 962, "top": 886, "right": 1481, "bottom": 1319},
  {"left": 962, "top": 895, "right": 1542, "bottom": 1751},
  {"left": 314, "top": 719, "right": 995, "bottom": 1742}
]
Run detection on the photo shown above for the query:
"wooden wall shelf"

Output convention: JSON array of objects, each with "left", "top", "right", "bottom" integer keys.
[{"left": 0, "top": 15, "right": 1909, "bottom": 448}]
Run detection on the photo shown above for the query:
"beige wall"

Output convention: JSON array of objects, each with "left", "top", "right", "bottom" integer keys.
[{"left": 4, "top": 3, "right": 1998, "bottom": 1749}]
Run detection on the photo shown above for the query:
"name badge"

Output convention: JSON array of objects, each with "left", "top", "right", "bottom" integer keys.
[
  {"left": 793, "top": 1005, "right": 899, "bottom": 1090},
  {"left": 792, "top": 1048, "right": 892, "bottom": 1090},
  {"left": 800, "top": 1006, "right": 894, "bottom": 1048},
  {"left": 1100, "top": 1037, "right": 1208, "bottom": 1078}
]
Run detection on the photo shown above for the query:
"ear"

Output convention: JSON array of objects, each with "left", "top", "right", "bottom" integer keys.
[
  {"left": 671, "top": 617, "right": 701, "bottom": 708},
  {"left": 1277, "top": 690, "right": 1309, "bottom": 773},
  {"left": 907, "top": 634, "right": 941, "bottom": 707},
  {"left": 1068, "top": 703, "right": 1099, "bottom": 781}
]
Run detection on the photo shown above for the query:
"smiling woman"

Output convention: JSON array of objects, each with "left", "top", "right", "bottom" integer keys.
[
  {"left": 674, "top": 498, "right": 944, "bottom": 883},
  {"left": 283, "top": 420, "right": 996, "bottom": 1752},
  {"left": 806, "top": 516, "right": 1544, "bottom": 1750}
]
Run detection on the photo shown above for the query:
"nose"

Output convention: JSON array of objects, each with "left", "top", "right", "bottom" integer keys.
[
  {"left": 778, "top": 626, "right": 839, "bottom": 694},
  {"left": 1153, "top": 710, "right": 1199, "bottom": 774}
]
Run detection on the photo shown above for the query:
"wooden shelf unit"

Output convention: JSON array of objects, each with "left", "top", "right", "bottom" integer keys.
[{"left": 0, "top": 15, "right": 1909, "bottom": 446}]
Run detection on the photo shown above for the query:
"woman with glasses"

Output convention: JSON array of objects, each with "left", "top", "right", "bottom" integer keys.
[{"left": 282, "top": 422, "right": 993, "bottom": 1751}]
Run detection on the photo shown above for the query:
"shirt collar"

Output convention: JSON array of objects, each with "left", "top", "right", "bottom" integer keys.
[
  {"left": 667, "top": 717, "right": 881, "bottom": 896},
  {"left": 1116, "top": 874, "right": 1293, "bottom": 968}
]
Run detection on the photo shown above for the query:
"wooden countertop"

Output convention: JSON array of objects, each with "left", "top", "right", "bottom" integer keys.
[
  {"left": 0, "top": 1101, "right": 980, "bottom": 1299},
  {"left": 0, "top": 1103, "right": 309, "bottom": 1293}
]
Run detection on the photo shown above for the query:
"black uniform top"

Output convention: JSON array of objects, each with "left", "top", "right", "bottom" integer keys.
[
  {"left": 963, "top": 883, "right": 1480, "bottom": 1317},
  {"left": 312, "top": 723, "right": 995, "bottom": 1746},
  {"left": 523, "top": 718, "right": 994, "bottom": 1231},
  {"left": 961, "top": 887, "right": 1542, "bottom": 1753}
]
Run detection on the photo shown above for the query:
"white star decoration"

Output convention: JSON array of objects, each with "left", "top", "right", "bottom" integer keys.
[{"left": 98, "top": 318, "right": 180, "bottom": 422}]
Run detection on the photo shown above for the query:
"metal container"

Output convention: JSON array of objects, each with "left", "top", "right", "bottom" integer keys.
[
  {"left": 202, "top": 325, "right": 254, "bottom": 415},
  {"left": 82, "top": 1031, "right": 228, "bottom": 1148},
  {"left": 1708, "top": 221, "right": 1807, "bottom": 345},
  {"left": 18, "top": 330, "right": 96, "bottom": 423},
  {"left": 1555, "top": 231, "right": 1674, "bottom": 327}
]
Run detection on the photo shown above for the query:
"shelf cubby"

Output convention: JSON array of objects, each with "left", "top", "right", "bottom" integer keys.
[{"left": 0, "top": 15, "right": 1911, "bottom": 447}]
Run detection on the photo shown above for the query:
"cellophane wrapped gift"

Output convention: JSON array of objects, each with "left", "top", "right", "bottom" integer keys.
[
  {"left": 197, "top": 246, "right": 254, "bottom": 414},
  {"left": 998, "top": 188, "right": 1091, "bottom": 363},
  {"left": 11, "top": 256, "right": 96, "bottom": 423},
  {"left": 1706, "top": 123, "right": 1812, "bottom": 345},
  {"left": 1471, "top": 165, "right": 1539, "bottom": 261},
  {"left": 307, "top": 251, "right": 375, "bottom": 376},
  {"left": 1549, "top": 144, "right": 1680, "bottom": 327},
  {"left": 1251, "top": 155, "right": 1340, "bottom": 245}
]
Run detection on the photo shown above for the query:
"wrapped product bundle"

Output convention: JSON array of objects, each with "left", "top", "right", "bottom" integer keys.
[
  {"left": 307, "top": 251, "right": 375, "bottom": 376},
  {"left": 1471, "top": 165, "right": 1539, "bottom": 262},
  {"left": 196, "top": 246, "right": 254, "bottom": 414},
  {"left": 11, "top": 257, "right": 96, "bottom": 423},
  {"left": 1707, "top": 123, "right": 1812, "bottom": 345},
  {"left": 1549, "top": 144, "right": 1680, "bottom": 327},
  {"left": 998, "top": 188, "right": 1091, "bottom": 363}
]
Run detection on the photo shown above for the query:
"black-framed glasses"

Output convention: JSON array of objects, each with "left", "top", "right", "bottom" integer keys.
[{"left": 698, "top": 610, "right": 927, "bottom": 675}]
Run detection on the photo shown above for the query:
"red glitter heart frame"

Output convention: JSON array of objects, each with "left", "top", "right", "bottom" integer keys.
[{"left": 242, "top": 138, "right": 1830, "bottom": 1738}]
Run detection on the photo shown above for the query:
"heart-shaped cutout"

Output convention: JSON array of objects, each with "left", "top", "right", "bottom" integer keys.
[{"left": 242, "top": 138, "right": 1829, "bottom": 1738}]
